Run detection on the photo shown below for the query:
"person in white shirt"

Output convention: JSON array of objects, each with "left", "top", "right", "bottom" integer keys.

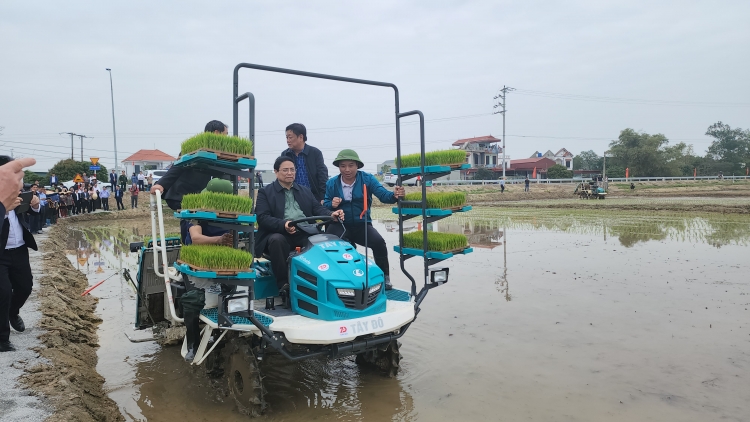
[
  {"left": 0, "top": 155, "right": 41, "bottom": 352},
  {"left": 137, "top": 172, "right": 145, "bottom": 191}
]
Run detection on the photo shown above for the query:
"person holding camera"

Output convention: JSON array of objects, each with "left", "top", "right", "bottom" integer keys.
[{"left": 1, "top": 156, "right": 40, "bottom": 352}]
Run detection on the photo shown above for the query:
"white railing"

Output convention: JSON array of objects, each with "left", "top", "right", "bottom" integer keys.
[{"left": 431, "top": 175, "right": 750, "bottom": 186}]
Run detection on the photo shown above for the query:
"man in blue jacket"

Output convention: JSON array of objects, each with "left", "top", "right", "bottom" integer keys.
[
  {"left": 324, "top": 149, "right": 404, "bottom": 290},
  {"left": 280, "top": 123, "right": 329, "bottom": 203}
]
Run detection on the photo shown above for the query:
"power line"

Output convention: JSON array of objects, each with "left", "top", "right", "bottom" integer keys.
[{"left": 513, "top": 89, "right": 750, "bottom": 107}]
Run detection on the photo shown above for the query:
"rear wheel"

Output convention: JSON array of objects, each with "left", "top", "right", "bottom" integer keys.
[
  {"left": 355, "top": 340, "right": 401, "bottom": 378},
  {"left": 225, "top": 337, "right": 266, "bottom": 416}
]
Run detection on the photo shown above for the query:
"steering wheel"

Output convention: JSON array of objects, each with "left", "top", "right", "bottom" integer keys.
[{"left": 288, "top": 215, "right": 335, "bottom": 230}]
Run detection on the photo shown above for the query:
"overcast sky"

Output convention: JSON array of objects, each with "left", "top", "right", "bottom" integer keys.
[{"left": 2, "top": 1, "right": 748, "bottom": 173}]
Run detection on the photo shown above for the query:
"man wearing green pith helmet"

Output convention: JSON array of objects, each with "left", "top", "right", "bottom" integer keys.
[{"left": 324, "top": 149, "right": 405, "bottom": 290}]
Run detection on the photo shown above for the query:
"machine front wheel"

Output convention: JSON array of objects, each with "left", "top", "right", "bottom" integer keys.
[
  {"left": 225, "top": 337, "right": 266, "bottom": 416},
  {"left": 355, "top": 340, "right": 402, "bottom": 378}
]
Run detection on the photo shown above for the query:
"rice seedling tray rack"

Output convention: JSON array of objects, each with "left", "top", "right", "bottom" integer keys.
[
  {"left": 174, "top": 261, "right": 256, "bottom": 284},
  {"left": 173, "top": 150, "right": 257, "bottom": 173},
  {"left": 392, "top": 163, "right": 470, "bottom": 180},
  {"left": 174, "top": 209, "right": 256, "bottom": 224},
  {"left": 392, "top": 205, "right": 472, "bottom": 221},
  {"left": 393, "top": 245, "right": 473, "bottom": 266}
]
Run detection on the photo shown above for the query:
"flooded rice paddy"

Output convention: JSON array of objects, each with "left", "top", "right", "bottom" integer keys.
[{"left": 65, "top": 208, "right": 749, "bottom": 421}]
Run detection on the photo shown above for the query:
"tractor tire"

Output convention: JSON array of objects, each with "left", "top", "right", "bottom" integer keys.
[
  {"left": 355, "top": 340, "right": 402, "bottom": 378},
  {"left": 225, "top": 337, "right": 266, "bottom": 417}
]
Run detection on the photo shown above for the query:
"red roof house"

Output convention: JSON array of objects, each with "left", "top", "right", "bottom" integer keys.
[{"left": 121, "top": 149, "right": 176, "bottom": 175}]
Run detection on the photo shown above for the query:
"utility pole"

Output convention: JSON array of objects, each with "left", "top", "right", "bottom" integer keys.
[
  {"left": 60, "top": 132, "right": 79, "bottom": 159},
  {"left": 106, "top": 69, "right": 118, "bottom": 171},
  {"left": 493, "top": 86, "right": 515, "bottom": 178},
  {"left": 75, "top": 134, "right": 93, "bottom": 161}
]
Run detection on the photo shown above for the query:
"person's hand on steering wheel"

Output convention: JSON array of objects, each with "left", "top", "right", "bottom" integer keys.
[
  {"left": 331, "top": 209, "right": 344, "bottom": 222},
  {"left": 284, "top": 220, "right": 297, "bottom": 234}
]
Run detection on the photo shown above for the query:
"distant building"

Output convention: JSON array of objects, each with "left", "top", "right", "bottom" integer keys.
[
  {"left": 508, "top": 157, "right": 556, "bottom": 178},
  {"left": 121, "top": 149, "right": 176, "bottom": 176},
  {"left": 530, "top": 148, "right": 575, "bottom": 170},
  {"left": 452, "top": 135, "right": 507, "bottom": 169}
]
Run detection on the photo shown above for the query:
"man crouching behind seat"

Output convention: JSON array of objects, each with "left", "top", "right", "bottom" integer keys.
[{"left": 255, "top": 156, "right": 344, "bottom": 301}]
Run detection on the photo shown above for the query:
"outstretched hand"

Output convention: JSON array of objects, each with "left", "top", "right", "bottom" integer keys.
[{"left": 0, "top": 157, "right": 35, "bottom": 210}]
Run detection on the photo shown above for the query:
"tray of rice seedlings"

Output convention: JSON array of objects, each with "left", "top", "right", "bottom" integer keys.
[
  {"left": 401, "top": 231, "right": 469, "bottom": 254},
  {"left": 393, "top": 149, "right": 469, "bottom": 175},
  {"left": 396, "top": 192, "right": 471, "bottom": 216},
  {"left": 174, "top": 132, "right": 256, "bottom": 169},
  {"left": 178, "top": 192, "right": 255, "bottom": 222},
  {"left": 177, "top": 245, "right": 254, "bottom": 277}
]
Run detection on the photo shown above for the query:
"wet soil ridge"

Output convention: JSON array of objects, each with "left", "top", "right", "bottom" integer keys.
[{"left": 20, "top": 224, "right": 124, "bottom": 422}]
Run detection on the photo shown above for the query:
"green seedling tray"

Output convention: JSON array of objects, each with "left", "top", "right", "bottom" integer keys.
[
  {"left": 174, "top": 262, "right": 256, "bottom": 280},
  {"left": 392, "top": 205, "right": 472, "bottom": 216},
  {"left": 391, "top": 163, "right": 470, "bottom": 175},
  {"left": 393, "top": 246, "right": 473, "bottom": 259},
  {"left": 173, "top": 150, "right": 257, "bottom": 170},
  {"left": 174, "top": 210, "right": 256, "bottom": 224}
]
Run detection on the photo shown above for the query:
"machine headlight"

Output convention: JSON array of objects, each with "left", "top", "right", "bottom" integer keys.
[
  {"left": 337, "top": 288, "right": 355, "bottom": 297},
  {"left": 368, "top": 283, "right": 382, "bottom": 294},
  {"left": 228, "top": 297, "right": 249, "bottom": 313},
  {"left": 430, "top": 268, "right": 449, "bottom": 284}
]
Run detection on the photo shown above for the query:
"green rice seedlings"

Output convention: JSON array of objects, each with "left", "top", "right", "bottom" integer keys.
[
  {"left": 403, "top": 192, "right": 467, "bottom": 209},
  {"left": 180, "top": 132, "right": 254, "bottom": 157},
  {"left": 181, "top": 192, "right": 253, "bottom": 214},
  {"left": 180, "top": 245, "right": 254, "bottom": 270},
  {"left": 397, "top": 149, "right": 467, "bottom": 168},
  {"left": 402, "top": 231, "right": 468, "bottom": 252}
]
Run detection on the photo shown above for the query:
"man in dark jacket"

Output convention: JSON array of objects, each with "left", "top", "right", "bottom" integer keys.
[
  {"left": 151, "top": 120, "right": 229, "bottom": 242},
  {"left": 280, "top": 123, "right": 329, "bottom": 203},
  {"left": 255, "top": 156, "right": 343, "bottom": 294},
  {"left": 109, "top": 170, "right": 117, "bottom": 187},
  {"left": 0, "top": 155, "right": 40, "bottom": 352}
]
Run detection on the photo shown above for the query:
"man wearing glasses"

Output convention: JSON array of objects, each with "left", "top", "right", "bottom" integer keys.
[{"left": 255, "top": 156, "right": 343, "bottom": 297}]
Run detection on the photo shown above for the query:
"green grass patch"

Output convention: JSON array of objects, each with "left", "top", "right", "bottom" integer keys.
[
  {"left": 397, "top": 149, "right": 466, "bottom": 168},
  {"left": 181, "top": 192, "right": 253, "bottom": 214},
  {"left": 403, "top": 192, "right": 467, "bottom": 209},
  {"left": 180, "top": 132, "right": 253, "bottom": 156},
  {"left": 403, "top": 231, "right": 468, "bottom": 252},
  {"left": 180, "top": 245, "right": 253, "bottom": 270}
]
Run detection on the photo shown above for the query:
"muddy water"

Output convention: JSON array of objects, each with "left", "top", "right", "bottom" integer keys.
[{"left": 66, "top": 209, "right": 750, "bottom": 421}]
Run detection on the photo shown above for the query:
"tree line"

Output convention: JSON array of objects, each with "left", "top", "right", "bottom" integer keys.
[{"left": 573, "top": 121, "right": 749, "bottom": 178}]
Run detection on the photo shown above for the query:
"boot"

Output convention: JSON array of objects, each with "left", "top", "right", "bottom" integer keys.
[
  {"left": 384, "top": 275, "right": 393, "bottom": 290},
  {"left": 183, "top": 309, "right": 201, "bottom": 363}
]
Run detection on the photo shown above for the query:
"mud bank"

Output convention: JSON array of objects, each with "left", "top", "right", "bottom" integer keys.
[{"left": 20, "top": 220, "right": 124, "bottom": 421}]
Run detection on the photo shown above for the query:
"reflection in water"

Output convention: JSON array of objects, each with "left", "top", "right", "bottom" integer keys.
[
  {"left": 371, "top": 208, "right": 750, "bottom": 249},
  {"left": 134, "top": 344, "right": 416, "bottom": 421}
]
